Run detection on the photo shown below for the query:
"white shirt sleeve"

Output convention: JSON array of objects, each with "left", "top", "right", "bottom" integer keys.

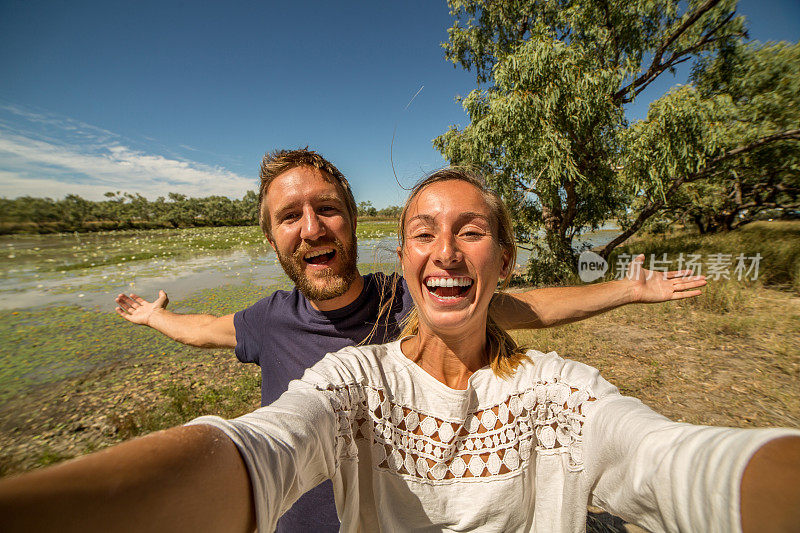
[
  {"left": 187, "top": 378, "right": 343, "bottom": 532},
  {"left": 583, "top": 395, "right": 800, "bottom": 533}
]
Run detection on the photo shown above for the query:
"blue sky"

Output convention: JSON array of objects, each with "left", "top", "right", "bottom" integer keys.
[{"left": 1, "top": 1, "right": 798, "bottom": 208}]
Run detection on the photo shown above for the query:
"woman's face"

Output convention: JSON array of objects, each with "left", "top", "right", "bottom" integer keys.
[{"left": 399, "top": 180, "right": 511, "bottom": 336}]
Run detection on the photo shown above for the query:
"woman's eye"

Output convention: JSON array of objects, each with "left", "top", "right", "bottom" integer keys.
[{"left": 412, "top": 232, "right": 434, "bottom": 241}]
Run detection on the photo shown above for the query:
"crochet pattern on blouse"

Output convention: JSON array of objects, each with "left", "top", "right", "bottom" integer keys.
[{"left": 322, "top": 378, "right": 597, "bottom": 484}]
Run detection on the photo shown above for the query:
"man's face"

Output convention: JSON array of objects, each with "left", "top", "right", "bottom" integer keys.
[{"left": 265, "top": 166, "right": 358, "bottom": 301}]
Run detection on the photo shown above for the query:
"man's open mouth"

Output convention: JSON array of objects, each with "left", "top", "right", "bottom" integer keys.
[
  {"left": 303, "top": 248, "right": 337, "bottom": 265},
  {"left": 425, "top": 277, "right": 473, "bottom": 299}
]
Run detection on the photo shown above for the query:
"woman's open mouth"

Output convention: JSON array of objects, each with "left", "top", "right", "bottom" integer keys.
[{"left": 425, "top": 276, "right": 473, "bottom": 300}]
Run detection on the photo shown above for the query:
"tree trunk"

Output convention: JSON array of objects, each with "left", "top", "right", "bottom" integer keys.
[
  {"left": 693, "top": 214, "right": 708, "bottom": 234},
  {"left": 541, "top": 203, "right": 576, "bottom": 273}
]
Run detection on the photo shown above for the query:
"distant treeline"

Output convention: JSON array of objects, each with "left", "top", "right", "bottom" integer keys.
[{"left": 0, "top": 192, "right": 403, "bottom": 235}]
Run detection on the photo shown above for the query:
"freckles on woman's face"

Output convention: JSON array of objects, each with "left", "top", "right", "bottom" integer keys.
[{"left": 399, "top": 180, "right": 510, "bottom": 334}]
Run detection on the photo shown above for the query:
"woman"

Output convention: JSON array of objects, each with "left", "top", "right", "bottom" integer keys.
[{"left": 1, "top": 169, "right": 799, "bottom": 532}]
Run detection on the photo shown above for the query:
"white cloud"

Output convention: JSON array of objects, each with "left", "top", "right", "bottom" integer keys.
[
  {"left": 0, "top": 105, "right": 255, "bottom": 200},
  {"left": 0, "top": 170, "right": 124, "bottom": 199}
]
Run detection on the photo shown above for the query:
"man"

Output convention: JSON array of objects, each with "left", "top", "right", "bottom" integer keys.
[{"left": 115, "top": 148, "right": 705, "bottom": 532}]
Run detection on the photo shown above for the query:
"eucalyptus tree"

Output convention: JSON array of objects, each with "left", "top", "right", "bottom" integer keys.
[
  {"left": 637, "top": 41, "right": 800, "bottom": 235},
  {"left": 435, "top": 0, "right": 797, "bottom": 281}
]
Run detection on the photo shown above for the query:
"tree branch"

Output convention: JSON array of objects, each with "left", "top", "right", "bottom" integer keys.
[
  {"left": 657, "top": 0, "right": 721, "bottom": 60},
  {"left": 613, "top": 0, "right": 726, "bottom": 103},
  {"left": 625, "top": 55, "right": 695, "bottom": 101},
  {"left": 688, "top": 129, "right": 800, "bottom": 182},
  {"left": 599, "top": 128, "right": 800, "bottom": 257},
  {"left": 512, "top": 166, "right": 547, "bottom": 195},
  {"left": 599, "top": 0, "right": 620, "bottom": 67}
]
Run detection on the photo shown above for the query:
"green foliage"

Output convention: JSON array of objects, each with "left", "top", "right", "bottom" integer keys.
[
  {"left": 376, "top": 205, "right": 402, "bottom": 218},
  {"left": 358, "top": 200, "right": 378, "bottom": 217},
  {"left": 0, "top": 190, "right": 261, "bottom": 234},
  {"left": 0, "top": 280, "right": 270, "bottom": 404},
  {"left": 658, "top": 42, "right": 800, "bottom": 232},
  {"left": 437, "top": 0, "right": 797, "bottom": 282},
  {"left": 1, "top": 192, "right": 401, "bottom": 235},
  {"left": 358, "top": 201, "right": 401, "bottom": 219}
]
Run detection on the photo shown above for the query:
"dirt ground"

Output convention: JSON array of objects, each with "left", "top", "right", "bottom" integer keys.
[{"left": 512, "top": 287, "right": 800, "bottom": 431}]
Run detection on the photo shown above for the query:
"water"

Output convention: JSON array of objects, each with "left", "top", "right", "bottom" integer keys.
[
  {"left": 0, "top": 225, "right": 619, "bottom": 311},
  {"left": 515, "top": 224, "right": 621, "bottom": 267},
  {"left": 0, "top": 236, "right": 401, "bottom": 310}
]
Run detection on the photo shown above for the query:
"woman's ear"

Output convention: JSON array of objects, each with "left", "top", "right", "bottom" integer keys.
[
  {"left": 499, "top": 249, "right": 512, "bottom": 278},
  {"left": 396, "top": 246, "right": 403, "bottom": 270}
]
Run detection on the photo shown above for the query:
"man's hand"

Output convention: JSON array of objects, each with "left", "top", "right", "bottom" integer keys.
[
  {"left": 114, "top": 291, "right": 235, "bottom": 348},
  {"left": 115, "top": 291, "right": 169, "bottom": 326},
  {"left": 626, "top": 254, "right": 707, "bottom": 303}
]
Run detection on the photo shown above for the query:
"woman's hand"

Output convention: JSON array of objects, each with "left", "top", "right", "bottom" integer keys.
[{"left": 625, "top": 254, "right": 707, "bottom": 303}]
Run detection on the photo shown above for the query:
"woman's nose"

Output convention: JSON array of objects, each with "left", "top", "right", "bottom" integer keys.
[{"left": 433, "top": 235, "right": 462, "bottom": 266}]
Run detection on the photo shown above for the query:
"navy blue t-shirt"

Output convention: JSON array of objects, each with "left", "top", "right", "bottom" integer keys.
[{"left": 233, "top": 271, "right": 413, "bottom": 532}]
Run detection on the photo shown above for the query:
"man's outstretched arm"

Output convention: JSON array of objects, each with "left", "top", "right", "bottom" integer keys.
[
  {"left": 115, "top": 291, "right": 236, "bottom": 348},
  {"left": 493, "top": 254, "right": 707, "bottom": 330}
]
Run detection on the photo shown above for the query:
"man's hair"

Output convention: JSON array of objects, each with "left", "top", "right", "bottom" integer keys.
[{"left": 258, "top": 148, "right": 357, "bottom": 238}]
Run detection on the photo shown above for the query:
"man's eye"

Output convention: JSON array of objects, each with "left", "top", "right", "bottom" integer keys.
[
  {"left": 281, "top": 213, "right": 300, "bottom": 222},
  {"left": 319, "top": 205, "right": 338, "bottom": 214}
]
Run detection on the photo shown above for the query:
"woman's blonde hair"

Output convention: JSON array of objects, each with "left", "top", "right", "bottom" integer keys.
[{"left": 395, "top": 168, "right": 527, "bottom": 377}]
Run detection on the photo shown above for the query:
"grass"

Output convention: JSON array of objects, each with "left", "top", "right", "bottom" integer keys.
[
  {"left": 0, "top": 349, "right": 262, "bottom": 476},
  {"left": 512, "top": 281, "right": 800, "bottom": 424},
  {"left": 612, "top": 221, "right": 800, "bottom": 292},
  {"left": 0, "top": 280, "right": 275, "bottom": 404},
  {"left": 107, "top": 371, "right": 261, "bottom": 440},
  {"left": 0, "top": 226, "right": 268, "bottom": 274}
]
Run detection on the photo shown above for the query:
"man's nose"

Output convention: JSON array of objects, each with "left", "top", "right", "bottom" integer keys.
[{"left": 300, "top": 209, "right": 325, "bottom": 240}]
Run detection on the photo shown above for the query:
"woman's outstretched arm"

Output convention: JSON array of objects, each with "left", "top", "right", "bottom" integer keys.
[
  {"left": 0, "top": 424, "right": 255, "bottom": 533},
  {"left": 585, "top": 394, "right": 800, "bottom": 532}
]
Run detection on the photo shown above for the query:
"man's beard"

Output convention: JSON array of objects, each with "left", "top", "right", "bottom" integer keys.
[{"left": 277, "top": 237, "right": 359, "bottom": 301}]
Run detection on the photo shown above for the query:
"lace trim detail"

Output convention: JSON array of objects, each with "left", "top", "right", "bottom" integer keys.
[{"left": 321, "top": 379, "right": 596, "bottom": 482}]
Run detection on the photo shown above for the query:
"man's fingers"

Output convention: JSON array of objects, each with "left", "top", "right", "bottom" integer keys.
[
  {"left": 115, "top": 307, "right": 132, "bottom": 319},
  {"left": 116, "top": 294, "right": 140, "bottom": 307}
]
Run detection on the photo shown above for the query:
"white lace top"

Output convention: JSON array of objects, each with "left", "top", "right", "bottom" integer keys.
[{"left": 190, "top": 340, "right": 799, "bottom": 532}]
